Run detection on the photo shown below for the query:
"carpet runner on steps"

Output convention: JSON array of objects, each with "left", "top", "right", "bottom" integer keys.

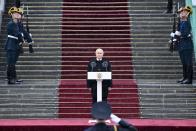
[{"left": 59, "top": 0, "right": 140, "bottom": 118}]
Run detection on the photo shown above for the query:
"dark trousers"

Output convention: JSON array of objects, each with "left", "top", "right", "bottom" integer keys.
[
  {"left": 179, "top": 50, "right": 193, "bottom": 81},
  {"left": 6, "top": 50, "right": 20, "bottom": 81},
  {"left": 6, "top": 50, "right": 20, "bottom": 65},
  {"left": 91, "top": 86, "right": 109, "bottom": 103}
]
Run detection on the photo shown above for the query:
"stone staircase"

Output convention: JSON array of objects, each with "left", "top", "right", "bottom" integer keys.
[
  {"left": 0, "top": 0, "right": 62, "bottom": 118},
  {"left": 129, "top": 0, "right": 196, "bottom": 118},
  {"left": 0, "top": 0, "right": 195, "bottom": 119}
]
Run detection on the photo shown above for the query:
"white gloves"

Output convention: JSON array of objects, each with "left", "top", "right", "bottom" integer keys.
[
  {"left": 170, "top": 31, "right": 181, "bottom": 37},
  {"left": 28, "top": 41, "right": 34, "bottom": 44},
  {"left": 175, "top": 31, "right": 181, "bottom": 36},
  {"left": 188, "top": 34, "right": 191, "bottom": 37},
  {"left": 170, "top": 32, "right": 175, "bottom": 37},
  {"left": 110, "top": 114, "right": 121, "bottom": 124},
  {"left": 29, "top": 33, "right": 32, "bottom": 37}
]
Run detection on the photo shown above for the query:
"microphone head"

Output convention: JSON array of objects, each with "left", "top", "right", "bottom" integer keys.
[{"left": 102, "top": 61, "right": 108, "bottom": 68}]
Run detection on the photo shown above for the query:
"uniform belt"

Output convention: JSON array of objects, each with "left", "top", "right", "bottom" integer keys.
[{"left": 8, "top": 35, "right": 18, "bottom": 40}]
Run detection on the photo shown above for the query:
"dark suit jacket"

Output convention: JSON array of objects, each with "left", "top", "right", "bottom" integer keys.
[{"left": 87, "top": 58, "right": 112, "bottom": 89}]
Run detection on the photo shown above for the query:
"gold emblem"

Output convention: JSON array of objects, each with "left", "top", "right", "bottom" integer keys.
[{"left": 97, "top": 73, "right": 102, "bottom": 79}]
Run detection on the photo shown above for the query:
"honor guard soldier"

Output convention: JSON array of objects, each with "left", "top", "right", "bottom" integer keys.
[
  {"left": 5, "top": 6, "right": 34, "bottom": 84},
  {"left": 85, "top": 101, "right": 137, "bottom": 131},
  {"left": 87, "top": 48, "right": 112, "bottom": 103},
  {"left": 170, "top": 6, "right": 193, "bottom": 84}
]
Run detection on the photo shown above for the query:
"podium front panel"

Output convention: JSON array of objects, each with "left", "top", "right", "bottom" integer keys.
[{"left": 87, "top": 72, "right": 112, "bottom": 80}]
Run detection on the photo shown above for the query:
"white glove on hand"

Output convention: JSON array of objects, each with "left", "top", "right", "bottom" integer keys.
[
  {"left": 29, "top": 33, "right": 32, "bottom": 37},
  {"left": 28, "top": 41, "right": 34, "bottom": 45},
  {"left": 170, "top": 32, "right": 175, "bottom": 37},
  {"left": 188, "top": 34, "right": 191, "bottom": 37},
  {"left": 173, "top": 38, "right": 177, "bottom": 42},
  {"left": 110, "top": 114, "right": 121, "bottom": 124},
  {"left": 175, "top": 31, "right": 181, "bottom": 36}
]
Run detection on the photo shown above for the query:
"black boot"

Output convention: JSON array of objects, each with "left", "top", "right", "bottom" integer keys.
[
  {"left": 7, "top": 65, "right": 10, "bottom": 81},
  {"left": 181, "top": 65, "right": 193, "bottom": 84},
  {"left": 181, "top": 79, "right": 192, "bottom": 84},
  {"left": 177, "top": 78, "right": 186, "bottom": 83},
  {"left": 8, "top": 79, "right": 15, "bottom": 84},
  {"left": 177, "top": 65, "right": 187, "bottom": 83},
  {"left": 7, "top": 65, "right": 15, "bottom": 84},
  {"left": 13, "top": 65, "right": 22, "bottom": 84}
]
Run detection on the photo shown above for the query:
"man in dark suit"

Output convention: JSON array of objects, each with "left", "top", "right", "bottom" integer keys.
[
  {"left": 87, "top": 48, "right": 112, "bottom": 103},
  {"left": 84, "top": 101, "right": 137, "bottom": 131}
]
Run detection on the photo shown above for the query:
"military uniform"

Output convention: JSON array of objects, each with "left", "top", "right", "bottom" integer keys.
[
  {"left": 18, "top": 21, "right": 32, "bottom": 43},
  {"left": 175, "top": 6, "right": 193, "bottom": 84},
  {"left": 87, "top": 58, "right": 112, "bottom": 103},
  {"left": 18, "top": 21, "right": 34, "bottom": 53},
  {"left": 85, "top": 120, "right": 136, "bottom": 131},
  {"left": 85, "top": 102, "right": 137, "bottom": 131},
  {"left": 5, "top": 6, "right": 34, "bottom": 84},
  {"left": 177, "top": 20, "right": 193, "bottom": 84},
  {"left": 5, "top": 19, "right": 23, "bottom": 84}
]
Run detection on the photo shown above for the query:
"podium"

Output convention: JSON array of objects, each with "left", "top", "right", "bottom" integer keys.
[{"left": 87, "top": 72, "right": 112, "bottom": 102}]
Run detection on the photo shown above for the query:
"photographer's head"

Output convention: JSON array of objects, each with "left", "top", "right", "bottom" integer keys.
[{"left": 91, "top": 101, "right": 112, "bottom": 121}]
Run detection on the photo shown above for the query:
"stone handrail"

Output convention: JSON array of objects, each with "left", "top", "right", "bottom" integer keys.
[{"left": 0, "top": 0, "right": 5, "bottom": 32}]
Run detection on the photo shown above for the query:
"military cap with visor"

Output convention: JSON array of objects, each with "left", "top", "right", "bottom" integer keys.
[
  {"left": 8, "top": 7, "right": 23, "bottom": 16},
  {"left": 178, "top": 6, "right": 193, "bottom": 15}
]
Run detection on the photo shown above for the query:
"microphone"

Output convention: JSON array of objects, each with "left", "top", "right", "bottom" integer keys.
[
  {"left": 90, "top": 62, "right": 96, "bottom": 71},
  {"left": 102, "top": 61, "right": 108, "bottom": 71}
]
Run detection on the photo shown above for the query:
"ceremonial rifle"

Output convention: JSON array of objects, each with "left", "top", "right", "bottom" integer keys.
[
  {"left": 26, "top": 5, "right": 31, "bottom": 37},
  {"left": 26, "top": 5, "right": 34, "bottom": 53},
  {"left": 169, "top": 13, "right": 176, "bottom": 52}
]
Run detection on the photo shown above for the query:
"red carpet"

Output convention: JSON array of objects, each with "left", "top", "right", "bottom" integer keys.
[
  {"left": 59, "top": 80, "right": 139, "bottom": 118},
  {"left": 0, "top": 119, "right": 196, "bottom": 131},
  {"left": 59, "top": 0, "right": 139, "bottom": 118}
]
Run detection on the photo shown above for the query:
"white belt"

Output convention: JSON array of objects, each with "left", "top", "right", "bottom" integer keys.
[{"left": 8, "top": 35, "right": 18, "bottom": 40}]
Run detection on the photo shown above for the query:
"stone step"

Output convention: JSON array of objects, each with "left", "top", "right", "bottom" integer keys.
[
  {"left": 4, "top": 25, "right": 171, "bottom": 29},
  {"left": 3, "top": 16, "right": 173, "bottom": 22},
  {"left": 0, "top": 56, "right": 181, "bottom": 61},
  {"left": 0, "top": 73, "right": 184, "bottom": 80},
  {"left": 0, "top": 60, "right": 182, "bottom": 65},
  {"left": 134, "top": 74, "right": 182, "bottom": 79},
  {"left": 0, "top": 68, "right": 183, "bottom": 74},
  {"left": 0, "top": 75, "right": 183, "bottom": 80},
  {"left": 1, "top": 51, "right": 176, "bottom": 56}
]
